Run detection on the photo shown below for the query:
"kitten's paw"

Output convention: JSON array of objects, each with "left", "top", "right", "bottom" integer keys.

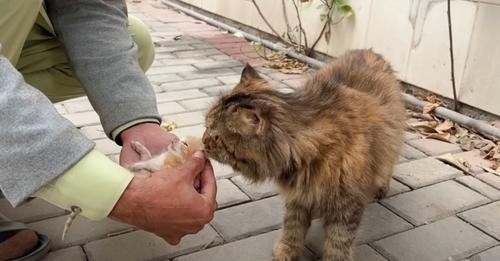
[
  {"left": 273, "top": 242, "right": 299, "bottom": 261},
  {"left": 130, "top": 140, "right": 152, "bottom": 160}
]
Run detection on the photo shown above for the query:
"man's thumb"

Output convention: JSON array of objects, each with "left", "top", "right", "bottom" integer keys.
[{"left": 181, "top": 150, "right": 206, "bottom": 179}]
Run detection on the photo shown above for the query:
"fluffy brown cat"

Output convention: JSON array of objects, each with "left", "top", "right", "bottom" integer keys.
[{"left": 202, "top": 49, "right": 405, "bottom": 261}]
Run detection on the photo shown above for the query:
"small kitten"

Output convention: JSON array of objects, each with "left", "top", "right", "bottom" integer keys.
[
  {"left": 61, "top": 136, "right": 203, "bottom": 240},
  {"left": 202, "top": 49, "right": 405, "bottom": 261}
]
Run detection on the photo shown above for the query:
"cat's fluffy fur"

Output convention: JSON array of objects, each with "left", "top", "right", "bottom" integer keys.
[{"left": 202, "top": 49, "right": 405, "bottom": 261}]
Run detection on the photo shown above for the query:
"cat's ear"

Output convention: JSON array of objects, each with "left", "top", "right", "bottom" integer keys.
[
  {"left": 240, "top": 64, "right": 262, "bottom": 83},
  {"left": 231, "top": 105, "right": 265, "bottom": 135}
]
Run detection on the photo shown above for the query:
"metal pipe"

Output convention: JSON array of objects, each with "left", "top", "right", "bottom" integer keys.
[{"left": 161, "top": 0, "right": 500, "bottom": 140}]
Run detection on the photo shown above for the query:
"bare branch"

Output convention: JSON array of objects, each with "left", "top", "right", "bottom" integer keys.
[
  {"left": 251, "top": 0, "right": 288, "bottom": 43},
  {"left": 291, "top": 0, "right": 309, "bottom": 50},
  {"left": 281, "top": 0, "right": 297, "bottom": 46},
  {"left": 447, "top": 0, "right": 459, "bottom": 111}
]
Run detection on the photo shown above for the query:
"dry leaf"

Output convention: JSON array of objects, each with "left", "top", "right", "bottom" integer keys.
[
  {"left": 425, "top": 132, "right": 451, "bottom": 142},
  {"left": 422, "top": 103, "right": 440, "bottom": 114},
  {"left": 435, "top": 119, "right": 454, "bottom": 133},
  {"left": 264, "top": 51, "right": 309, "bottom": 74},
  {"left": 161, "top": 122, "right": 177, "bottom": 132},
  {"left": 491, "top": 120, "right": 500, "bottom": 128},
  {"left": 437, "top": 153, "right": 473, "bottom": 175},
  {"left": 233, "top": 32, "right": 244, "bottom": 38}
]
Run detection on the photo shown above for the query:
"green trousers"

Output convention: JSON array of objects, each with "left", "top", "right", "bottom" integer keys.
[{"left": 0, "top": 0, "right": 154, "bottom": 102}]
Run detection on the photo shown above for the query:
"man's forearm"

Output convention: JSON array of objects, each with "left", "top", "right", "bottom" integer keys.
[{"left": 44, "top": 0, "right": 161, "bottom": 140}]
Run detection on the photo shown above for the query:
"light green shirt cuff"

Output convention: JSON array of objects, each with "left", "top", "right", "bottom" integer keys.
[
  {"left": 110, "top": 118, "right": 161, "bottom": 142},
  {"left": 34, "top": 150, "right": 133, "bottom": 220}
]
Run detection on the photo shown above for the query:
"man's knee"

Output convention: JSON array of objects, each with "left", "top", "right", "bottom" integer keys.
[{"left": 128, "top": 15, "right": 155, "bottom": 72}]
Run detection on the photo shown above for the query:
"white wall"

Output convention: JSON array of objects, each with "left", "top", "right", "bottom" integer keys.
[{"left": 180, "top": 0, "right": 500, "bottom": 116}]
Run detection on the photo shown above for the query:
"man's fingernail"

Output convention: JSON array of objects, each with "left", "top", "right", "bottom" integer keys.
[{"left": 193, "top": 150, "right": 205, "bottom": 159}]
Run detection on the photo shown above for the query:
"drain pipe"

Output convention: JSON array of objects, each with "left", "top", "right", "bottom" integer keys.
[{"left": 161, "top": 0, "right": 500, "bottom": 140}]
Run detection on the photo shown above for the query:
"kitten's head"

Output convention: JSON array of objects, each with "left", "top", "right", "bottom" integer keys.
[{"left": 203, "top": 64, "right": 296, "bottom": 182}]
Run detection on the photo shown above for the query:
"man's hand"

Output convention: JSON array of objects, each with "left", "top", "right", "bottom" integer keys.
[
  {"left": 119, "top": 123, "right": 178, "bottom": 166},
  {"left": 109, "top": 151, "right": 217, "bottom": 245}
]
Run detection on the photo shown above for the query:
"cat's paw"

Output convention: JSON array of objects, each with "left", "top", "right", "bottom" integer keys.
[{"left": 273, "top": 242, "right": 299, "bottom": 261}]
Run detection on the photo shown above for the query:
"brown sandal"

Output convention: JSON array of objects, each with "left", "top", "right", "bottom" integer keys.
[{"left": 0, "top": 217, "right": 50, "bottom": 261}]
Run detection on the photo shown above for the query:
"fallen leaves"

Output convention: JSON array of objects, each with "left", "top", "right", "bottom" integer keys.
[
  {"left": 264, "top": 51, "right": 309, "bottom": 74},
  {"left": 161, "top": 122, "right": 177, "bottom": 132},
  {"left": 422, "top": 103, "right": 440, "bottom": 114}
]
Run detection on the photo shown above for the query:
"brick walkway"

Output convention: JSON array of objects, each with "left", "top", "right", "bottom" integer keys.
[{"left": 2, "top": 1, "right": 500, "bottom": 260}]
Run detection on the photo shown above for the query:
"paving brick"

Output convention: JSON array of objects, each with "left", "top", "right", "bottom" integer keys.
[
  {"left": 216, "top": 74, "right": 241, "bottom": 84},
  {"left": 154, "top": 52, "right": 176, "bottom": 59},
  {"left": 84, "top": 227, "right": 222, "bottom": 261},
  {"left": 231, "top": 175, "right": 277, "bottom": 200},
  {"left": 394, "top": 157, "right": 463, "bottom": 189},
  {"left": 476, "top": 172, "right": 500, "bottom": 190},
  {"left": 155, "top": 45, "right": 195, "bottom": 53},
  {"left": 173, "top": 48, "right": 223, "bottom": 58},
  {"left": 94, "top": 139, "right": 122, "bottom": 155},
  {"left": 157, "top": 101, "right": 186, "bottom": 115},
  {"left": 63, "top": 99, "right": 93, "bottom": 113},
  {"left": 0, "top": 198, "right": 66, "bottom": 223},
  {"left": 178, "top": 68, "right": 235, "bottom": 80},
  {"left": 209, "top": 54, "right": 232, "bottom": 61},
  {"left": 305, "top": 203, "right": 412, "bottom": 254},
  {"left": 179, "top": 97, "right": 217, "bottom": 111},
  {"left": 372, "top": 217, "right": 497, "bottom": 261},
  {"left": 382, "top": 181, "right": 489, "bottom": 225},
  {"left": 53, "top": 103, "right": 67, "bottom": 115},
  {"left": 41, "top": 246, "right": 86, "bottom": 261},
  {"left": 159, "top": 57, "right": 213, "bottom": 66},
  {"left": 354, "top": 245, "right": 387, "bottom": 261},
  {"left": 452, "top": 149, "right": 491, "bottom": 174},
  {"left": 400, "top": 144, "right": 426, "bottom": 160},
  {"left": 202, "top": 84, "right": 234, "bottom": 96},
  {"left": 193, "top": 60, "right": 243, "bottom": 70},
  {"left": 148, "top": 73, "right": 183, "bottom": 85},
  {"left": 386, "top": 178, "right": 411, "bottom": 197},
  {"left": 160, "top": 78, "right": 221, "bottom": 92},
  {"left": 156, "top": 89, "right": 208, "bottom": 103},
  {"left": 174, "top": 229, "right": 315, "bottom": 261},
  {"left": 459, "top": 201, "right": 500, "bottom": 240},
  {"left": 163, "top": 111, "right": 205, "bottom": 127},
  {"left": 79, "top": 125, "right": 105, "bottom": 140},
  {"left": 171, "top": 124, "right": 205, "bottom": 139},
  {"left": 216, "top": 179, "right": 250, "bottom": 209},
  {"left": 146, "top": 65, "right": 197, "bottom": 75},
  {"left": 63, "top": 111, "right": 100, "bottom": 127},
  {"left": 211, "top": 160, "right": 236, "bottom": 179},
  {"left": 456, "top": 176, "right": 500, "bottom": 200},
  {"left": 407, "top": 138, "right": 463, "bottom": 156},
  {"left": 190, "top": 43, "right": 213, "bottom": 49},
  {"left": 465, "top": 245, "right": 500, "bottom": 261},
  {"left": 211, "top": 196, "right": 284, "bottom": 241},
  {"left": 28, "top": 216, "right": 131, "bottom": 249}
]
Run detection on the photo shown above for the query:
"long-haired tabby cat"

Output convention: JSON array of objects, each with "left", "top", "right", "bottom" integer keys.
[{"left": 202, "top": 49, "right": 405, "bottom": 261}]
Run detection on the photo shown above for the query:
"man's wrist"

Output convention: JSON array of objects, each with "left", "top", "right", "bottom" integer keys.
[
  {"left": 112, "top": 119, "right": 161, "bottom": 145},
  {"left": 108, "top": 176, "right": 143, "bottom": 223},
  {"left": 120, "top": 122, "right": 162, "bottom": 143}
]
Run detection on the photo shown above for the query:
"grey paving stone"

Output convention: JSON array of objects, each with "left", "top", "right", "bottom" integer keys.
[
  {"left": 189, "top": 43, "right": 213, "bottom": 49},
  {"left": 79, "top": 125, "right": 105, "bottom": 140},
  {"left": 452, "top": 149, "right": 491, "bottom": 174},
  {"left": 148, "top": 73, "right": 184, "bottom": 84},
  {"left": 382, "top": 180, "right": 489, "bottom": 226},
  {"left": 53, "top": 103, "right": 67, "bottom": 115},
  {"left": 173, "top": 48, "right": 223, "bottom": 58},
  {"left": 84, "top": 227, "right": 222, "bottom": 261},
  {"left": 155, "top": 52, "right": 176, "bottom": 59},
  {"left": 157, "top": 101, "right": 186, "bottom": 115},
  {"left": 231, "top": 175, "right": 277, "bottom": 200},
  {"left": 305, "top": 203, "right": 412, "bottom": 254},
  {"left": 476, "top": 172, "right": 500, "bottom": 190},
  {"left": 400, "top": 144, "right": 426, "bottom": 160},
  {"left": 354, "top": 245, "right": 387, "bottom": 261},
  {"left": 159, "top": 57, "right": 213, "bottom": 66},
  {"left": 216, "top": 179, "right": 250, "bottom": 208},
  {"left": 456, "top": 176, "right": 500, "bottom": 200},
  {"left": 156, "top": 89, "right": 208, "bottom": 103},
  {"left": 372, "top": 217, "right": 497, "bottom": 261},
  {"left": 163, "top": 111, "right": 205, "bottom": 127},
  {"left": 210, "top": 160, "right": 236, "bottom": 180},
  {"left": 193, "top": 60, "right": 243, "bottom": 70},
  {"left": 178, "top": 68, "right": 235, "bottom": 80},
  {"left": 210, "top": 54, "right": 233, "bottom": 60},
  {"left": 403, "top": 131, "right": 422, "bottom": 141},
  {"left": 146, "top": 65, "right": 197, "bottom": 75},
  {"left": 216, "top": 74, "right": 241, "bottom": 84},
  {"left": 211, "top": 196, "right": 284, "bottom": 241},
  {"left": 171, "top": 124, "right": 205, "bottom": 139},
  {"left": 459, "top": 201, "right": 500, "bottom": 240},
  {"left": 202, "top": 84, "right": 234, "bottom": 96},
  {"left": 394, "top": 157, "right": 463, "bottom": 189},
  {"left": 63, "top": 111, "right": 100, "bottom": 127},
  {"left": 41, "top": 246, "right": 87, "bottom": 261},
  {"left": 94, "top": 139, "right": 122, "bottom": 155},
  {"left": 28, "top": 216, "right": 131, "bottom": 249},
  {"left": 465, "top": 245, "right": 500, "bottom": 261},
  {"left": 386, "top": 178, "right": 411, "bottom": 197},
  {"left": 407, "top": 138, "right": 463, "bottom": 156},
  {"left": 63, "top": 99, "right": 93, "bottom": 113},
  {"left": 179, "top": 97, "right": 217, "bottom": 111},
  {"left": 160, "top": 78, "right": 221, "bottom": 92},
  {"left": 155, "top": 45, "right": 195, "bottom": 53},
  {"left": 174, "top": 230, "right": 315, "bottom": 261},
  {"left": 0, "top": 198, "right": 66, "bottom": 223}
]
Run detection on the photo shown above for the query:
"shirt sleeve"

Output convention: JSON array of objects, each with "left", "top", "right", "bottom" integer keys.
[{"left": 34, "top": 150, "right": 133, "bottom": 220}]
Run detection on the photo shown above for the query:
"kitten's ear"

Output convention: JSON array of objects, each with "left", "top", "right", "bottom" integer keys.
[
  {"left": 232, "top": 106, "right": 265, "bottom": 135},
  {"left": 240, "top": 64, "right": 262, "bottom": 83}
]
